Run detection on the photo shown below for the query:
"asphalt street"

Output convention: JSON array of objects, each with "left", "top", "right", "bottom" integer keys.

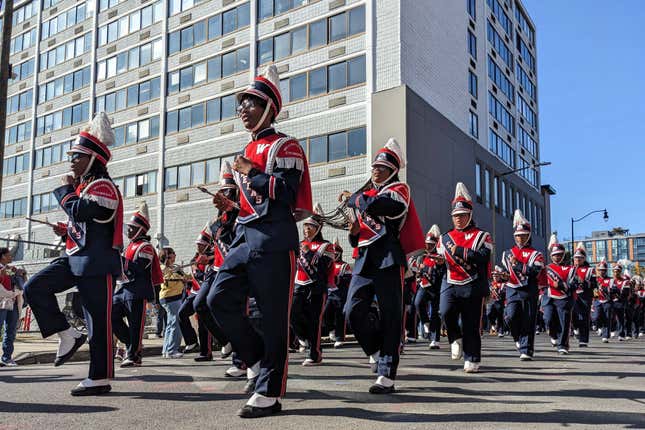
[{"left": 1, "top": 334, "right": 644, "bottom": 430}]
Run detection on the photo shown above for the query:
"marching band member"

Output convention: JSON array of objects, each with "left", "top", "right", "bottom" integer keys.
[
  {"left": 631, "top": 276, "right": 644, "bottom": 338},
  {"left": 543, "top": 233, "right": 575, "bottom": 355},
  {"left": 411, "top": 225, "right": 446, "bottom": 349},
  {"left": 571, "top": 242, "right": 596, "bottom": 347},
  {"left": 487, "top": 266, "right": 507, "bottom": 338},
  {"left": 339, "top": 137, "right": 424, "bottom": 394},
  {"left": 611, "top": 262, "right": 630, "bottom": 341},
  {"left": 501, "top": 209, "right": 545, "bottom": 360},
  {"left": 325, "top": 238, "right": 352, "bottom": 348},
  {"left": 437, "top": 183, "right": 492, "bottom": 373},
  {"left": 207, "top": 65, "right": 312, "bottom": 418},
  {"left": 594, "top": 258, "right": 613, "bottom": 342},
  {"left": 112, "top": 202, "right": 163, "bottom": 367},
  {"left": 24, "top": 112, "right": 123, "bottom": 395},
  {"left": 292, "top": 204, "right": 335, "bottom": 366}
]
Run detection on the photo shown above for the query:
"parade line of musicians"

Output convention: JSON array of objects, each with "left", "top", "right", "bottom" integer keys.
[{"left": 18, "top": 65, "right": 645, "bottom": 418}]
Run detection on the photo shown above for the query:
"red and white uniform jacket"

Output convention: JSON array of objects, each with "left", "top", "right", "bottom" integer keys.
[
  {"left": 634, "top": 286, "right": 645, "bottom": 306},
  {"left": 438, "top": 226, "right": 493, "bottom": 287},
  {"left": 489, "top": 280, "right": 506, "bottom": 303},
  {"left": 596, "top": 276, "right": 612, "bottom": 303},
  {"left": 409, "top": 253, "right": 446, "bottom": 297},
  {"left": 611, "top": 276, "right": 631, "bottom": 302},
  {"left": 572, "top": 265, "right": 595, "bottom": 300},
  {"left": 328, "top": 261, "right": 352, "bottom": 294},
  {"left": 295, "top": 240, "right": 334, "bottom": 293},
  {"left": 501, "top": 246, "right": 546, "bottom": 303},
  {"left": 545, "top": 263, "right": 575, "bottom": 300},
  {"left": 119, "top": 237, "right": 163, "bottom": 301}
]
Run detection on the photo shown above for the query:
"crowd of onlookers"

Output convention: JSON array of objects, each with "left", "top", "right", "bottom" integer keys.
[{"left": 0, "top": 247, "right": 27, "bottom": 367}]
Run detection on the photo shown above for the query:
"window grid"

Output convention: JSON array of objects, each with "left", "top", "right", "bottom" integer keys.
[
  {"left": 34, "top": 140, "right": 73, "bottom": 169},
  {"left": 488, "top": 91, "right": 515, "bottom": 136},
  {"left": 96, "top": 39, "right": 163, "bottom": 81},
  {"left": 10, "top": 28, "right": 37, "bottom": 55},
  {"left": 41, "top": 2, "right": 93, "bottom": 40},
  {"left": 12, "top": 0, "right": 38, "bottom": 26},
  {"left": 38, "top": 66, "right": 92, "bottom": 104},
  {"left": 487, "top": 56, "right": 515, "bottom": 101},
  {"left": 39, "top": 33, "right": 92, "bottom": 72},
  {"left": 486, "top": 0, "right": 512, "bottom": 36},
  {"left": 487, "top": 22, "right": 513, "bottom": 68},
  {"left": 31, "top": 192, "right": 57, "bottom": 215},
  {"left": 95, "top": 77, "right": 161, "bottom": 114},
  {"left": 258, "top": 0, "right": 308, "bottom": 22},
  {"left": 488, "top": 128, "right": 516, "bottom": 168},
  {"left": 303, "top": 126, "right": 367, "bottom": 165},
  {"left": 10, "top": 59, "right": 35, "bottom": 83},
  {"left": 113, "top": 116, "right": 160, "bottom": 147},
  {"left": 516, "top": 93, "right": 536, "bottom": 129},
  {"left": 2, "top": 153, "right": 30, "bottom": 177},
  {"left": 5, "top": 121, "right": 32, "bottom": 145},
  {"left": 0, "top": 198, "right": 28, "bottom": 219},
  {"left": 7, "top": 89, "right": 34, "bottom": 115},
  {"left": 113, "top": 171, "right": 158, "bottom": 198},
  {"left": 36, "top": 101, "right": 90, "bottom": 136},
  {"left": 515, "top": 61, "right": 536, "bottom": 101},
  {"left": 164, "top": 156, "right": 231, "bottom": 190},
  {"left": 98, "top": 1, "right": 163, "bottom": 46}
]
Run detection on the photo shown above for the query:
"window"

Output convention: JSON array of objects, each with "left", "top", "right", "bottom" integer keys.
[
  {"left": 41, "top": 2, "right": 92, "bottom": 40},
  {"left": 309, "top": 19, "right": 327, "bottom": 49},
  {"left": 468, "top": 71, "right": 477, "bottom": 99},
  {"left": 168, "top": 0, "right": 209, "bottom": 16},
  {"left": 517, "top": 157, "right": 538, "bottom": 187},
  {"left": 467, "top": 31, "right": 477, "bottom": 59},
  {"left": 5, "top": 121, "right": 32, "bottom": 145},
  {"left": 634, "top": 238, "right": 645, "bottom": 261},
  {"left": 98, "top": 2, "right": 162, "bottom": 46},
  {"left": 164, "top": 157, "right": 226, "bottom": 190},
  {"left": 36, "top": 101, "right": 90, "bottom": 136},
  {"left": 518, "top": 126, "right": 537, "bottom": 157},
  {"left": 501, "top": 180, "right": 507, "bottom": 217},
  {"left": 2, "top": 153, "right": 30, "bottom": 176},
  {"left": 10, "top": 59, "right": 35, "bottom": 83},
  {"left": 515, "top": 5, "right": 535, "bottom": 43},
  {"left": 488, "top": 56, "right": 515, "bottom": 101},
  {"left": 32, "top": 192, "right": 57, "bottom": 214},
  {"left": 475, "top": 163, "right": 482, "bottom": 199},
  {"left": 34, "top": 140, "right": 72, "bottom": 168},
  {"left": 12, "top": 1, "right": 38, "bottom": 26},
  {"left": 516, "top": 35, "right": 535, "bottom": 72},
  {"left": 486, "top": 0, "right": 511, "bottom": 36},
  {"left": 487, "top": 22, "right": 513, "bottom": 68},
  {"left": 516, "top": 93, "right": 537, "bottom": 129},
  {"left": 111, "top": 116, "right": 159, "bottom": 147},
  {"left": 596, "top": 240, "right": 607, "bottom": 262},
  {"left": 302, "top": 127, "right": 367, "bottom": 165},
  {"left": 40, "top": 33, "right": 92, "bottom": 71},
  {"left": 0, "top": 198, "right": 28, "bottom": 219},
  {"left": 469, "top": 111, "right": 479, "bottom": 138},
  {"left": 39, "top": 66, "right": 91, "bottom": 104},
  {"left": 488, "top": 92, "right": 514, "bottom": 136},
  {"left": 484, "top": 169, "right": 491, "bottom": 208},
  {"left": 516, "top": 62, "right": 536, "bottom": 101},
  {"left": 10, "top": 28, "right": 37, "bottom": 54},
  {"left": 257, "top": 0, "right": 307, "bottom": 21},
  {"left": 612, "top": 239, "right": 629, "bottom": 261},
  {"left": 7, "top": 89, "right": 33, "bottom": 114},
  {"left": 488, "top": 128, "right": 515, "bottom": 168},
  {"left": 467, "top": 0, "right": 476, "bottom": 20},
  {"left": 96, "top": 39, "right": 162, "bottom": 81}
]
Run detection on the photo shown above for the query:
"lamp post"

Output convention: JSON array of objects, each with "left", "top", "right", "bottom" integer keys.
[
  {"left": 570, "top": 209, "right": 609, "bottom": 255},
  {"left": 490, "top": 161, "right": 551, "bottom": 262}
]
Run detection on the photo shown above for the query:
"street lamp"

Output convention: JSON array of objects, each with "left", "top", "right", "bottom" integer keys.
[{"left": 570, "top": 209, "right": 609, "bottom": 254}]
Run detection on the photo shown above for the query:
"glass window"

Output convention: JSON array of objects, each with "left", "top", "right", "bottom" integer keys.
[
  {"left": 258, "top": 38, "right": 273, "bottom": 65},
  {"left": 291, "top": 26, "right": 307, "bottom": 54},
  {"left": 309, "top": 136, "right": 327, "bottom": 164},
  {"left": 140, "top": 43, "right": 152, "bottom": 64},
  {"left": 347, "top": 127, "right": 366, "bottom": 156},
  {"left": 208, "top": 56, "right": 221, "bottom": 81},
  {"left": 328, "top": 62, "right": 347, "bottom": 91},
  {"left": 179, "top": 107, "right": 192, "bottom": 130},
  {"left": 330, "top": 13, "right": 347, "bottom": 42},
  {"left": 309, "top": 19, "right": 327, "bottom": 48},
  {"left": 206, "top": 99, "right": 220, "bottom": 123},
  {"left": 126, "top": 123, "right": 137, "bottom": 144},
  {"left": 206, "top": 158, "right": 220, "bottom": 183},
  {"left": 309, "top": 67, "right": 327, "bottom": 96},
  {"left": 141, "top": 5, "right": 153, "bottom": 27},
  {"left": 127, "top": 85, "right": 138, "bottom": 107},
  {"left": 169, "top": 31, "right": 180, "bottom": 55},
  {"left": 275, "top": 0, "right": 290, "bottom": 15},
  {"left": 191, "top": 103, "right": 204, "bottom": 127},
  {"left": 165, "top": 166, "right": 178, "bottom": 190},
  {"left": 166, "top": 110, "right": 178, "bottom": 133},
  {"left": 194, "top": 63, "right": 207, "bottom": 84},
  {"left": 130, "top": 10, "right": 141, "bottom": 32},
  {"left": 348, "top": 56, "right": 366, "bottom": 86},
  {"left": 114, "top": 126, "right": 125, "bottom": 146},
  {"left": 259, "top": 0, "right": 273, "bottom": 21},
  {"left": 238, "top": 2, "right": 250, "bottom": 28},
  {"left": 191, "top": 161, "right": 205, "bottom": 185},
  {"left": 328, "top": 132, "right": 346, "bottom": 161},
  {"left": 349, "top": 5, "right": 365, "bottom": 35},
  {"left": 180, "top": 67, "right": 193, "bottom": 90},
  {"left": 168, "top": 71, "right": 180, "bottom": 94},
  {"left": 237, "top": 46, "right": 249, "bottom": 71},
  {"left": 274, "top": 32, "right": 290, "bottom": 60},
  {"left": 178, "top": 164, "right": 191, "bottom": 188},
  {"left": 124, "top": 175, "right": 136, "bottom": 197},
  {"left": 181, "top": 27, "right": 194, "bottom": 51},
  {"left": 221, "top": 95, "right": 236, "bottom": 119},
  {"left": 222, "top": 51, "right": 236, "bottom": 76},
  {"left": 222, "top": 8, "right": 237, "bottom": 34},
  {"left": 208, "top": 14, "right": 222, "bottom": 39},
  {"left": 194, "top": 20, "right": 206, "bottom": 46}
]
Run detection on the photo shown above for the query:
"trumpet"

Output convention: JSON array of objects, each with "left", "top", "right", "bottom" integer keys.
[{"left": 307, "top": 200, "right": 356, "bottom": 230}]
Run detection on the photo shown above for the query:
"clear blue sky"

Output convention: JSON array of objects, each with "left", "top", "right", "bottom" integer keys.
[{"left": 524, "top": 0, "right": 645, "bottom": 241}]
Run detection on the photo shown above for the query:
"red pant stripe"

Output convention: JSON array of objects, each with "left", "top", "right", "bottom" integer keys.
[{"left": 281, "top": 250, "right": 296, "bottom": 397}]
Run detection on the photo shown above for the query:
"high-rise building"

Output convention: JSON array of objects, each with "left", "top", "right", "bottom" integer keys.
[
  {"left": 563, "top": 230, "right": 645, "bottom": 272},
  {"left": 0, "top": 0, "right": 552, "bottom": 269}
]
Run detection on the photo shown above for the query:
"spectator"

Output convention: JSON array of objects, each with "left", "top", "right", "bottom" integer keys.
[
  {"left": 0, "top": 247, "right": 25, "bottom": 367},
  {"left": 159, "top": 247, "right": 186, "bottom": 359}
]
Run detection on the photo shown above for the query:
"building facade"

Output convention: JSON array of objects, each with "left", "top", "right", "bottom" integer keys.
[
  {"left": 0, "top": 0, "right": 550, "bottom": 270},
  {"left": 563, "top": 231, "right": 645, "bottom": 272}
]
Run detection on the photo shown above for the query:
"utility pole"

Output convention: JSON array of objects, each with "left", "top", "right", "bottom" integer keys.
[{"left": 0, "top": 0, "right": 15, "bottom": 202}]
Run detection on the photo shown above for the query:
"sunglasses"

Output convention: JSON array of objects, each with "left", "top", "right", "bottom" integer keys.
[{"left": 236, "top": 98, "right": 261, "bottom": 114}]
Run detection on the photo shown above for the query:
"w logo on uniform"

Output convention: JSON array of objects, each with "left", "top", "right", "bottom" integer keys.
[
  {"left": 256, "top": 143, "right": 270, "bottom": 154},
  {"left": 523, "top": 252, "right": 531, "bottom": 258},
  {"left": 465, "top": 233, "right": 474, "bottom": 240}
]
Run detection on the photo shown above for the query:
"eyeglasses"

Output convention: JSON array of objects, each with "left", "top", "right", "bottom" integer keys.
[{"left": 236, "top": 98, "right": 260, "bottom": 114}]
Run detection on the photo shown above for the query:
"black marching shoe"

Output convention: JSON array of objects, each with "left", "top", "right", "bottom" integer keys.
[
  {"left": 194, "top": 354, "right": 213, "bottom": 362},
  {"left": 70, "top": 384, "right": 112, "bottom": 396},
  {"left": 244, "top": 376, "right": 258, "bottom": 394},
  {"left": 238, "top": 401, "right": 282, "bottom": 418},
  {"left": 369, "top": 383, "right": 395, "bottom": 394},
  {"left": 54, "top": 334, "right": 87, "bottom": 367}
]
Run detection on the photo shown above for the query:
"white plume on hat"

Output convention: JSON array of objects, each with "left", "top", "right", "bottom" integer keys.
[
  {"left": 548, "top": 233, "right": 559, "bottom": 249},
  {"left": 384, "top": 138, "right": 405, "bottom": 169},
  {"left": 262, "top": 64, "right": 280, "bottom": 89},
  {"left": 574, "top": 241, "right": 586, "bottom": 258},
  {"left": 303, "top": 202, "right": 324, "bottom": 228},
  {"left": 513, "top": 209, "right": 529, "bottom": 229},
  {"left": 428, "top": 224, "right": 441, "bottom": 239},
  {"left": 493, "top": 265, "right": 504, "bottom": 273},
  {"left": 454, "top": 182, "right": 472, "bottom": 202},
  {"left": 84, "top": 112, "right": 115, "bottom": 147},
  {"left": 137, "top": 201, "right": 150, "bottom": 220},
  {"left": 333, "top": 236, "right": 341, "bottom": 247}
]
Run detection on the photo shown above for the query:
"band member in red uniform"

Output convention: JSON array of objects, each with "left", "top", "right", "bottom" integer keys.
[
  {"left": 410, "top": 225, "right": 446, "bottom": 349},
  {"left": 631, "top": 275, "right": 644, "bottom": 338},
  {"left": 325, "top": 238, "right": 352, "bottom": 348},
  {"left": 24, "top": 113, "right": 123, "bottom": 395},
  {"left": 339, "top": 138, "right": 424, "bottom": 394},
  {"left": 543, "top": 233, "right": 575, "bottom": 354},
  {"left": 437, "top": 183, "right": 492, "bottom": 373},
  {"left": 487, "top": 266, "right": 507, "bottom": 338},
  {"left": 292, "top": 204, "right": 334, "bottom": 366},
  {"left": 501, "top": 210, "right": 546, "bottom": 360},
  {"left": 112, "top": 202, "right": 163, "bottom": 367},
  {"left": 571, "top": 242, "right": 596, "bottom": 347},
  {"left": 611, "top": 262, "right": 631, "bottom": 341},
  {"left": 207, "top": 65, "right": 312, "bottom": 418},
  {"left": 594, "top": 258, "right": 613, "bottom": 342}
]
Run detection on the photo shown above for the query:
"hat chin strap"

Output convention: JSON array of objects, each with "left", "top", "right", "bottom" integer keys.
[
  {"left": 372, "top": 168, "right": 398, "bottom": 188},
  {"left": 249, "top": 102, "right": 273, "bottom": 133},
  {"left": 515, "top": 232, "right": 531, "bottom": 247},
  {"left": 80, "top": 154, "right": 96, "bottom": 178}
]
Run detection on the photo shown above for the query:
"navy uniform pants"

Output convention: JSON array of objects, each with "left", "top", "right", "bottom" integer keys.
[
  {"left": 208, "top": 243, "right": 295, "bottom": 398},
  {"left": 24, "top": 258, "right": 115, "bottom": 380},
  {"left": 573, "top": 296, "right": 592, "bottom": 343},
  {"left": 596, "top": 302, "right": 614, "bottom": 339},
  {"left": 505, "top": 296, "right": 538, "bottom": 356},
  {"left": 440, "top": 286, "right": 485, "bottom": 363},
  {"left": 403, "top": 280, "right": 417, "bottom": 340},
  {"left": 193, "top": 276, "right": 229, "bottom": 347},
  {"left": 487, "top": 301, "right": 505, "bottom": 333},
  {"left": 291, "top": 285, "right": 326, "bottom": 362},
  {"left": 179, "top": 294, "right": 212, "bottom": 357},
  {"left": 613, "top": 301, "right": 626, "bottom": 337},
  {"left": 344, "top": 265, "right": 404, "bottom": 380},
  {"left": 414, "top": 288, "right": 440, "bottom": 342},
  {"left": 542, "top": 296, "right": 573, "bottom": 349},
  {"left": 325, "top": 289, "right": 346, "bottom": 341},
  {"left": 112, "top": 294, "right": 146, "bottom": 362}
]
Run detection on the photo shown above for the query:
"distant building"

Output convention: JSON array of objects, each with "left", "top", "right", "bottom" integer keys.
[{"left": 563, "top": 230, "right": 645, "bottom": 272}]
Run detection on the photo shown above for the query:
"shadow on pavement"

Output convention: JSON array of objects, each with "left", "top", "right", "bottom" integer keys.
[{"left": 0, "top": 400, "right": 117, "bottom": 414}]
